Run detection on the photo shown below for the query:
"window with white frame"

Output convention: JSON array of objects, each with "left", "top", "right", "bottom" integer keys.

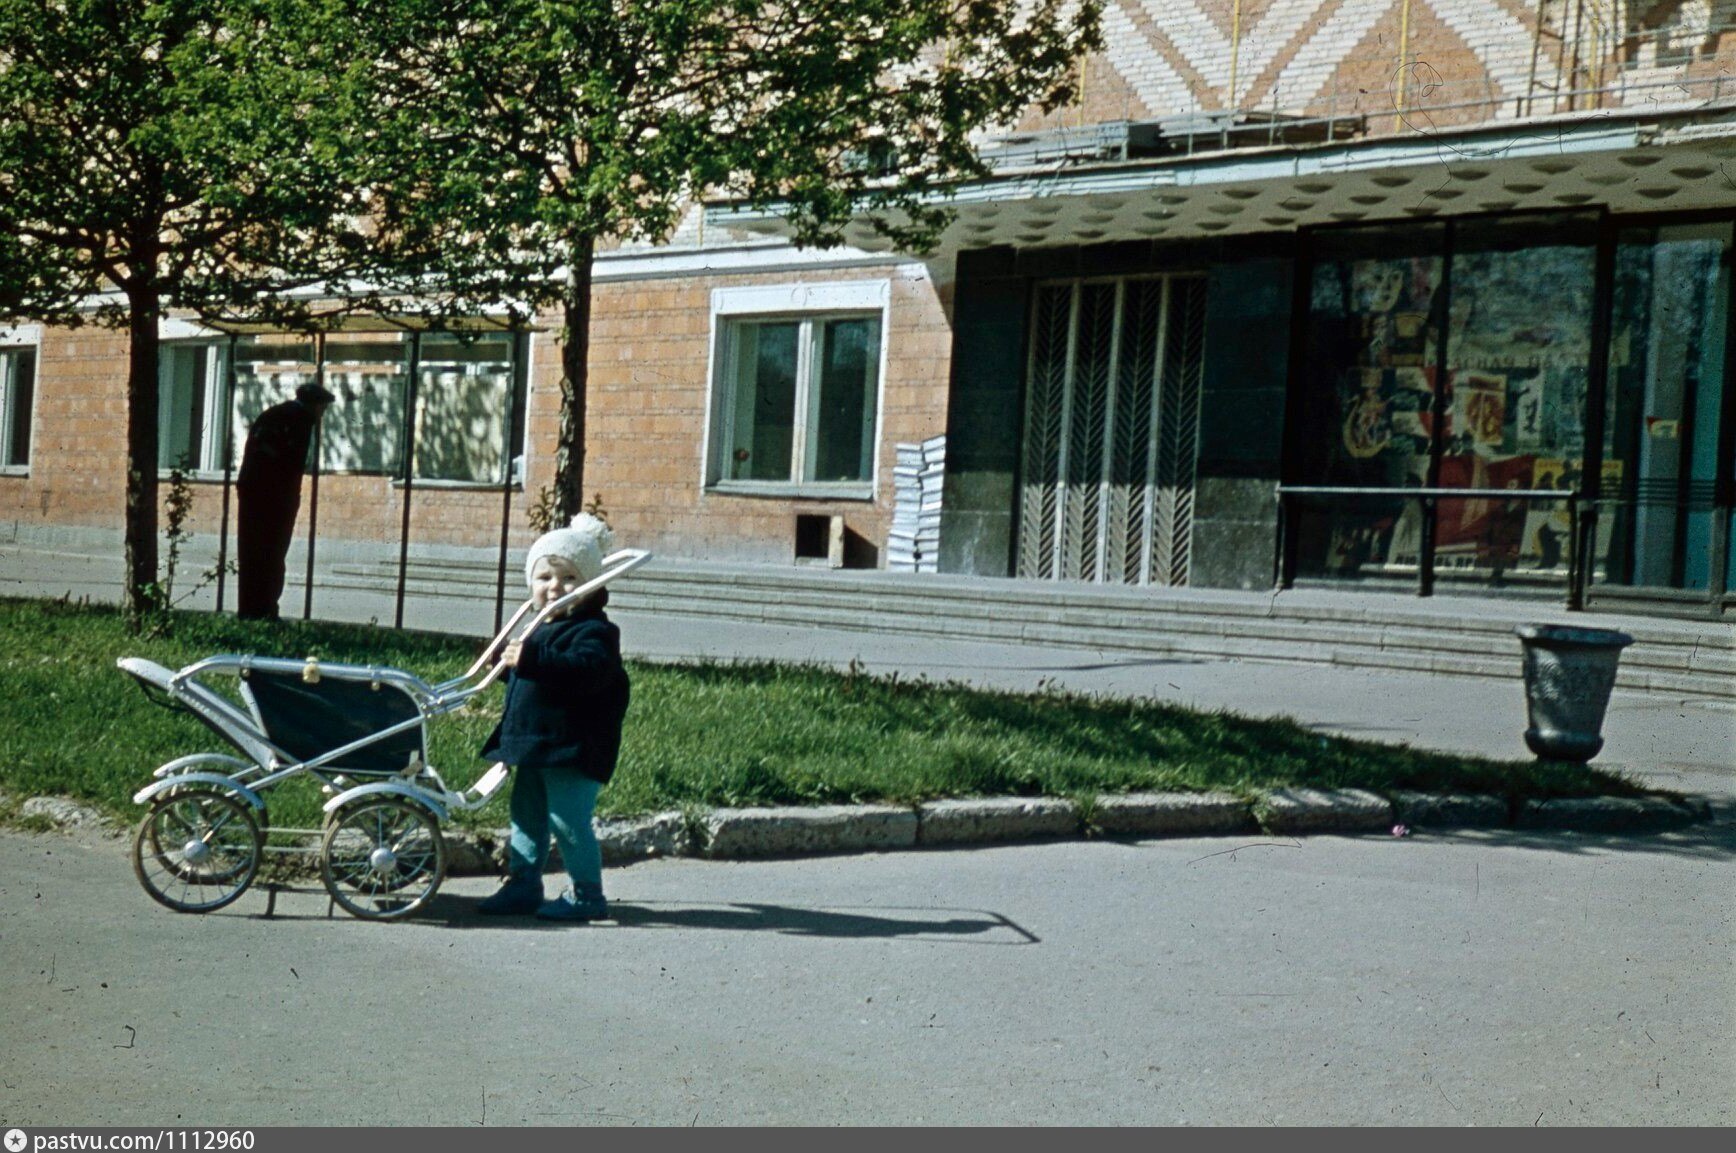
[
  {"left": 159, "top": 342, "right": 229, "bottom": 473},
  {"left": 707, "top": 282, "right": 888, "bottom": 495},
  {"left": 0, "top": 333, "right": 38, "bottom": 471},
  {"left": 228, "top": 331, "right": 526, "bottom": 484},
  {"left": 412, "top": 331, "right": 524, "bottom": 484}
]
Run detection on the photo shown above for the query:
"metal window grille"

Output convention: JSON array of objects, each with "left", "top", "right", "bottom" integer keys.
[{"left": 1018, "top": 274, "right": 1206, "bottom": 586}]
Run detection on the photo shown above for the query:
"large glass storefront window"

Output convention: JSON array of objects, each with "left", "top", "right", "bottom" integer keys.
[
  {"left": 1289, "top": 223, "right": 1446, "bottom": 579},
  {"left": 232, "top": 334, "right": 322, "bottom": 460},
  {"left": 1289, "top": 214, "right": 1601, "bottom": 589},
  {"left": 1600, "top": 222, "right": 1731, "bottom": 592},
  {"left": 1436, "top": 215, "right": 1596, "bottom": 582}
]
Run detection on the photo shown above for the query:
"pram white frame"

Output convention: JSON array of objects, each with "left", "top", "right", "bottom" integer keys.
[{"left": 119, "top": 548, "right": 652, "bottom": 919}]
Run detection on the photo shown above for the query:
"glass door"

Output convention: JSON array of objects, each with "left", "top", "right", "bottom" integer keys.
[{"left": 1600, "top": 221, "right": 1731, "bottom": 593}]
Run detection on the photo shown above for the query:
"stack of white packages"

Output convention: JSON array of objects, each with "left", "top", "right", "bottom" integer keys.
[{"left": 888, "top": 434, "right": 945, "bottom": 572}]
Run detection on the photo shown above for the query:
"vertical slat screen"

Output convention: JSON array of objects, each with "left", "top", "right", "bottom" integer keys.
[
  {"left": 1019, "top": 273, "right": 1206, "bottom": 586},
  {"left": 1018, "top": 283, "right": 1074, "bottom": 579}
]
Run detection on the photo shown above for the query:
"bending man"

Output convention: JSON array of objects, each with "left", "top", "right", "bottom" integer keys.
[{"left": 236, "top": 382, "right": 335, "bottom": 620}]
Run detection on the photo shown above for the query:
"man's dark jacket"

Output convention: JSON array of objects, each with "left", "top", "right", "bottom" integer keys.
[
  {"left": 481, "top": 600, "right": 629, "bottom": 784},
  {"left": 238, "top": 398, "right": 319, "bottom": 501}
]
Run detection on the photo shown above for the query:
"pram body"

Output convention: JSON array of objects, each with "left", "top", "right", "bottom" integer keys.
[{"left": 119, "top": 548, "right": 651, "bottom": 919}]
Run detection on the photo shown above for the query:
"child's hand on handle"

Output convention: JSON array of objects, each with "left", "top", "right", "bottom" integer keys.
[{"left": 500, "top": 640, "right": 523, "bottom": 668}]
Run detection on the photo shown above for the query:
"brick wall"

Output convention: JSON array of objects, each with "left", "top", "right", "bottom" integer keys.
[
  {"left": 5, "top": 260, "right": 952, "bottom": 569},
  {"left": 1, "top": 325, "right": 131, "bottom": 529},
  {"left": 579, "top": 264, "right": 952, "bottom": 565}
]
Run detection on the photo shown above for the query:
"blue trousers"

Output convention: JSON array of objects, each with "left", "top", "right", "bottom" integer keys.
[{"left": 506, "top": 767, "right": 603, "bottom": 889}]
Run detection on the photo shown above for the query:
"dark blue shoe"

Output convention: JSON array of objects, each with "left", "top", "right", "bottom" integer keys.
[
  {"left": 535, "top": 884, "right": 608, "bottom": 922},
  {"left": 477, "top": 875, "right": 543, "bottom": 915}
]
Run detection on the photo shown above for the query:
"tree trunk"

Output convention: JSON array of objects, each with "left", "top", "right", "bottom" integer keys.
[
  {"left": 552, "top": 233, "right": 596, "bottom": 525},
  {"left": 123, "top": 287, "right": 162, "bottom": 628}
]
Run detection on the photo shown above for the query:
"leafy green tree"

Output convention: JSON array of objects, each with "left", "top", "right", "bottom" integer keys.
[
  {"left": 0, "top": 0, "right": 432, "bottom": 625},
  {"left": 361, "top": 0, "right": 1103, "bottom": 521}
]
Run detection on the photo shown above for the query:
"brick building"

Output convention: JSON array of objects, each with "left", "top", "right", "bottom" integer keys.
[{"left": 5, "top": 0, "right": 1735, "bottom": 615}]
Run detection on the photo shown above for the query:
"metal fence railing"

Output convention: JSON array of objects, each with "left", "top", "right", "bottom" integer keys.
[
  {"left": 1278, "top": 484, "right": 1735, "bottom": 611},
  {"left": 1276, "top": 485, "right": 1594, "bottom": 607},
  {"left": 209, "top": 326, "right": 531, "bottom": 634},
  {"left": 997, "top": 49, "right": 1736, "bottom": 164}
]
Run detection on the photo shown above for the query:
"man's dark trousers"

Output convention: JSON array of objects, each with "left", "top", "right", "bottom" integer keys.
[
  {"left": 235, "top": 487, "right": 299, "bottom": 620},
  {"left": 236, "top": 398, "right": 318, "bottom": 620}
]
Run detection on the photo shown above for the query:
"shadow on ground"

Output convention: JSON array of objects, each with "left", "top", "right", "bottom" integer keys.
[
  {"left": 240, "top": 887, "right": 1041, "bottom": 942},
  {"left": 1414, "top": 820, "right": 1736, "bottom": 861}
]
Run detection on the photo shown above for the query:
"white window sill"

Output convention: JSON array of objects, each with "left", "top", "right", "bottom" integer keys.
[
  {"left": 708, "top": 480, "right": 875, "bottom": 501},
  {"left": 0, "top": 465, "right": 29, "bottom": 478}
]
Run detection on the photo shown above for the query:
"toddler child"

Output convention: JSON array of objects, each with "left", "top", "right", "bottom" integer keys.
[{"left": 477, "top": 513, "right": 630, "bottom": 921}]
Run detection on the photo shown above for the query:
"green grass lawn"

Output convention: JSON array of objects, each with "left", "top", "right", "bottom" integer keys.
[{"left": 0, "top": 596, "right": 1645, "bottom": 835}]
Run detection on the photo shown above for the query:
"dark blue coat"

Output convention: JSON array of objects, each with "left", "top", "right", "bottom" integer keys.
[{"left": 481, "top": 604, "right": 629, "bottom": 784}]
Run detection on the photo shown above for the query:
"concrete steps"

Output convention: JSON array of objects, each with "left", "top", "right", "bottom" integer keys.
[{"left": 323, "top": 558, "right": 1735, "bottom": 701}]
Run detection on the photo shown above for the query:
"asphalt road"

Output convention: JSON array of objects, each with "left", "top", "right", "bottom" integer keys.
[{"left": 2, "top": 818, "right": 1731, "bottom": 1127}]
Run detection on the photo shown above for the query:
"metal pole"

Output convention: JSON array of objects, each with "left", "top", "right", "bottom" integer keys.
[
  {"left": 1272, "top": 485, "right": 1287, "bottom": 590},
  {"left": 303, "top": 332, "right": 325, "bottom": 622},
  {"left": 395, "top": 331, "right": 423, "bottom": 630},
  {"left": 1277, "top": 234, "right": 1312, "bottom": 591},
  {"left": 1578, "top": 210, "right": 1617, "bottom": 611},
  {"left": 1710, "top": 222, "right": 1736, "bottom": 612},
  {"left": 215, "top": 333, "right": 238, "bottom": 613},
  {"left": 1394, "top": 0, "right": 1413, "bottom": 132},
  {"left": 495, "top": 329, "right": 526, "bottom": 633},
  {"left": 1565, "top": 491, "right": 1581, "bottom": 609},
  {"left": 1228, "top": 0, "right": 1242, "bottom": 116},
  {"left": 1420, "top": 221, "right": 1455, "bottom": 598}
]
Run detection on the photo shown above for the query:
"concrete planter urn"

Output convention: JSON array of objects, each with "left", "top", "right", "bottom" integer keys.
[{"left": 1515, "top": 624, "right": 1634, "bottom": 762}]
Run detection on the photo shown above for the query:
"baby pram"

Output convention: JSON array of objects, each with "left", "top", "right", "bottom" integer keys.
[{"left": 117, "top": 548, "right": 651, "bottom": 920}]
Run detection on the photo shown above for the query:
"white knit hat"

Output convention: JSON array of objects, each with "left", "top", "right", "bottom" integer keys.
[{"left": 524, "top": 513, "right": 616, "bottom": 589}]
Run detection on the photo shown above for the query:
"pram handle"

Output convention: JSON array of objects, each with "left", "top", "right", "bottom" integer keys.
[{"left": 454, "top": 548, "right": 654, "bottom": 695}]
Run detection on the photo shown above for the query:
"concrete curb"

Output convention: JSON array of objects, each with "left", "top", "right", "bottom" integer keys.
[
  {"left": 1254, "top": 788, "right": 1394, "bottom": 834},
  {"left": 19, "top": 797, "right": 115, "bottom": 832},
  {"left": 438, "top": 787, "right": 1721, "bottom": 871},
  {"left": 1516, "top": 795, "right": 1713, "bottom": 833},
  {"left": 917, "top": 797, "right": 1078, "bottom": 846},
  {"left": 1390, "top": 791, "right": 1511, "bottom": 828},
  {"left": 1090, "top": 791, "right": 1254, "bottom": 836},
  {"left": 703, "top": 804, "right": 916, "bottom": 857},
  {"left": 14, "top": 787, "right": 1725, "bottom": 876}
]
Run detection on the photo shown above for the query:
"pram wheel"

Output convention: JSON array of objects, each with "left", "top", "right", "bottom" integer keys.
[
  {"left": 320, "top": 798, "right": 446, "bottom": 920},
  {"left": 131, "top": 790, "right": 262, "bottom": 913}
]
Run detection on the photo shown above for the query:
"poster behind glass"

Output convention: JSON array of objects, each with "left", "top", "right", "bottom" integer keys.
[
  {"left": 1435, "top": 216, "right": 1596, "bottom": 583},
  {"left": 1293, "top": 225, "right": 1445, "bottom": 578},
  {"left": 1295, "top": 216, "right": 1599, "bottom": 585},
  {"left": 319, "top": 336, "right": 409, "bottom": 475}
]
